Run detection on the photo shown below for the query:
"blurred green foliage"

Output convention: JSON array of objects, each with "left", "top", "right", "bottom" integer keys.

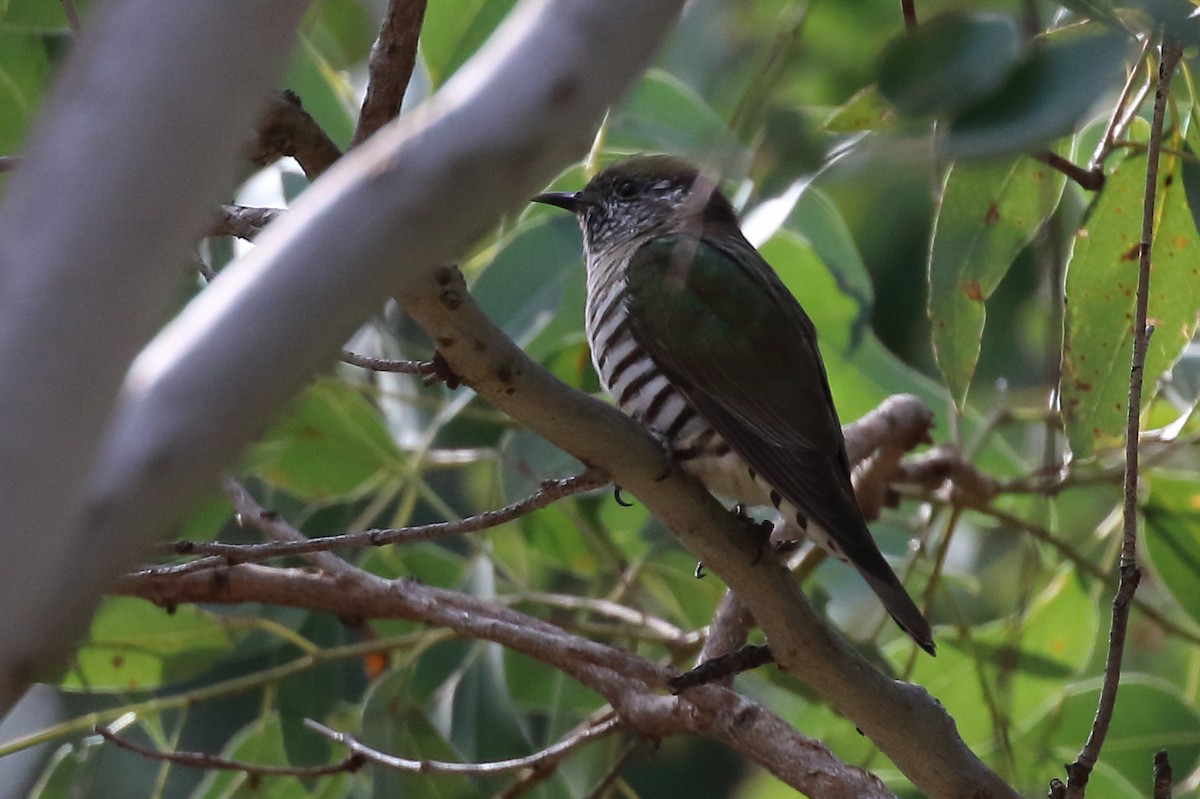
[{"left": 3, "top": 0, "right": 1200, "bottom": 797}]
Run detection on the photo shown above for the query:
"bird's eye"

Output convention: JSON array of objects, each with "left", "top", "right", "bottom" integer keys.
[{"left": 614, "top": 179, "right": 639, "bottom": 199}]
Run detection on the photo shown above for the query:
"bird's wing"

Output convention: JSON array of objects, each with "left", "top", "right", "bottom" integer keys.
[
  {"left": 623, "top": 233, "right": 857, "bottom": 530},
  {"left": 624, "top": 234, "right": 934, "bottom": 653}
]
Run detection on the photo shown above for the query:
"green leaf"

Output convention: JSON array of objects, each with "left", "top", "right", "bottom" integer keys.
[
  {"left": 943, "top": 29, "right": 1129, "bottom": 158},
  {"left": 243, "top": 378, "right": 404, "bottom": 501},
  {"left": 362, "top": 658, "right": 476, "bottom": 798},
  {"left": 472, "top": 215, "right": 584, "bottom": 350},
  {"left": 191, "top": 713, "right": 310, "bottom": 799},
  {"left": 420, "top": 0, "right": 517, "bottom": 86},
  {"left": 1020, "top": 676, "right": 1200, "bottom": 797},
  {"left": 929, "top": 153, "right": 1068, "bottom": 405},
  {"left": 2, "top": 0, "right": 86, "bottom": 30},
  {"left": 0, "top": 30, "right": 51, "bottom": 153},
  {"left": 821, "top": 84, "right": 895, "bottom": 133},
  {"left": 27, "top": 740, "right": 105, "bottom": 799},
  {"left": 878, "top": 12, "right": 1021, "bottom": 118},
  {"left": 60, "top": 599, "right": 239, "bottom": 691},
  {"left": 607, "top": 69, "right": 744, "bottom": 160},
  {"left": 1061, "top": 149, "right": 1200, "bottom": 457},
  {"left": 283, "top": 33, "right": 356, "bottom": 151},
  {"left": 1144, "top": 473, "right": 1200, "bottom": 628},
  {"left": 895, "top": 566, "right": 1097, "bottom": 753},
  {"left": 300, "top": 0, "right": 376, "bottom": 70}
]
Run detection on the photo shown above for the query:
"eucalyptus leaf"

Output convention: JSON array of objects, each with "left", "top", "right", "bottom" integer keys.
[
  {"left": 1061, "top": 148, "right": 1200, "bottom": 457},
  {"left": 878, "top": 13, "right": 1021, "bottom": 118},
  {"left": 943, "top": 29, "right": 1129, "bottom": 158},
  {"left": 60, "top": 599, "right": 239, "bottom": 691},
  {"left": 928, "top": 151, "right": 1068, "bottom": 405},
  {"left": 1143, "top": 473, "right": 1200, "bottom": 629}
]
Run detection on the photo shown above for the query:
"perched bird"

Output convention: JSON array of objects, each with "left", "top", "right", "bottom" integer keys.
[{"left": 533, "top": 155, "right": 935, "bottom": 655}]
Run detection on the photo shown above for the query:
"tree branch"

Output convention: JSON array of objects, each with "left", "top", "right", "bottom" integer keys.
[
  {"left": 352, "top": 0, "right": 428, "bottom": 146},
  {"left": 149, "top": 471, "right": 606, "bottom": 577},
  {"left": 247, "top": 90, "right": 343, "bottom": 179},
  {"left": 305, "top": 715, "right": 618, "bottom": 775},
  {"left": 0, "top": 0, "right": 310, "bottom": 714},
  {"left": 63, "top": 0, "right": 688, "bottom": 717},
  {"left": 115, "top": 564, "right": 894, "bottom": 799},
  {"left": 96, "top": 724, "right": 364, "bottom": 777},
  {"left": 400, "top": 269, "right": 1018, "bottom": 799}
]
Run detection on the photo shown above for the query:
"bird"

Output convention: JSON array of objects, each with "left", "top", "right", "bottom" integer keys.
[{"left": 532, "top": 154, "right": 935, "bottom": 655}]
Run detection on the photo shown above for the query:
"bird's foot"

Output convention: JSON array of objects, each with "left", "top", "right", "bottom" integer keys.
[
  {"left": 772, "top": 538, "right": 804, "bottom": 555},
  {"left": 427, "top": 349, "right": 462, "bottom": 389},
  {"left": 612, "top": 486, "right": 634, "bottom": 507},
  {"left": 694, "top": 561, "right": 706, "bottom": 579},
  {"left": 728, "top": 505, "right": 774, "bottom": 565}
]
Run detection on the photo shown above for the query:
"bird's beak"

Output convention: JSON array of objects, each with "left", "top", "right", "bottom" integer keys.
[{"left": 531, "top": 191, "right": 586, "bottom": 213}]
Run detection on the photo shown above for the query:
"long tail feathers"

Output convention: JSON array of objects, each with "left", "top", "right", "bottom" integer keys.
[{"left": 863, "top": 571, "right": 936, "bottom": 656}]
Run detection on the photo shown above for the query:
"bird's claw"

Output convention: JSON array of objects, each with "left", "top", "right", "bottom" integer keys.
[{"left": 613, "top": 486, "right": 634, "bottom": 507}]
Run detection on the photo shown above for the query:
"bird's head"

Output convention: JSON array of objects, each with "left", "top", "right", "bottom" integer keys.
[{"left": 533, "top": 155, "right": 739, "bottom": 256}]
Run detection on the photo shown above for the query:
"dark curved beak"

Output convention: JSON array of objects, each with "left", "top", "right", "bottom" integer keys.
[{"left": 531, "top": 191, "right": 586, "bottom": 213}]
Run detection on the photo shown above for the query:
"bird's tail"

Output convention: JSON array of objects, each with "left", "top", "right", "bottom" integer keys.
[{"left": 862, "top": 570, "right": 936, "bottom": 656}]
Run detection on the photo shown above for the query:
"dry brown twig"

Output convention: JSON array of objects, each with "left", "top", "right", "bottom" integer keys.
[
  {"left": 96, "top": 725, "right": 364, "bottom": 778},
  {"left": 147, "top": 471, "right": 607, "bottom": 578},
  {"left": 306, "top": 715, "right": 619, "bottom": 776},
  {"left": 1061, "top": 37, "right": 1182, "bottom": 799}
]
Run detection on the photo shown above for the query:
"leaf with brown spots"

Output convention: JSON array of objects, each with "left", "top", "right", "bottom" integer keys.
[
  {"left": 929, "top": 150, "right": 1068, "bottom": 406},
  {"left": 1062, "top": 136, "right": 1200, "bottom": 457},
  {"left": 59, "top": 599, "right": 239, "bottom": 691}
]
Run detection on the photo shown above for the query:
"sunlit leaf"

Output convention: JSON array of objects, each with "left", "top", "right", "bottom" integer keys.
[
  {"left": 928, "top": 152, "right": 1068, "bottom": 405},
  {"left": 1061, "top": 147, "right": 1200, "bottom": 457},
  {"left": 60, "top": 599, "right": 239, "bottom": 691},
  {"left": 822, "top": 84, "right": 895, "bottom": 133},
  {"left": 242, "top": 378, "right": 403, "bottom": 500},
  {"left": 760, "top": 229, "right": 944, "bottom": 422},
  {"left": 420, "top": 0, "right": 517, "bottom": 86},
  {"left": 895, "top": 566, "right": 1097, "bottom": 755},
  {"left": 284, "top": 34, "right": 356, "bottom": 151},
  {"left": 0, "top": 30, "right": 50, "bottom": 153}
]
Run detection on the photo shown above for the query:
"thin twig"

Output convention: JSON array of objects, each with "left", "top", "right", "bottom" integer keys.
[
  {"left": 963, "top": 503, "right": 1200, "bottom": 648},
  {"left": 1089, "top": 35, "right": 1155, "bottom": 173},
  {"left": 59, "top": 0, "right": 81, "bottom": 33},
  {"left": 306, "top": 716, "right": 620, "bottom": 775},
  {"left": 352, "top": 0, "right": 428, "bottom": 146},
  {"left": 581, "top": 736, "right": 641, "bottom": 799},
  {"left": 1032, "top": 151, "right": 1104, "bottom": 191},
  {"left": 146, "top": 471, "right": 608, "bottom": 578},
  {"left": 1062, "top": 38, "right": 1182, "bottom": 799},
  {"left": 96, "top": 725, "right": 364, "bottom": 777},
  {"left": 900, "top": 0, "right": 918, "bottom": 32},
  {"left": 339, "top": 349, "right": 436, "bottom": 374}
]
